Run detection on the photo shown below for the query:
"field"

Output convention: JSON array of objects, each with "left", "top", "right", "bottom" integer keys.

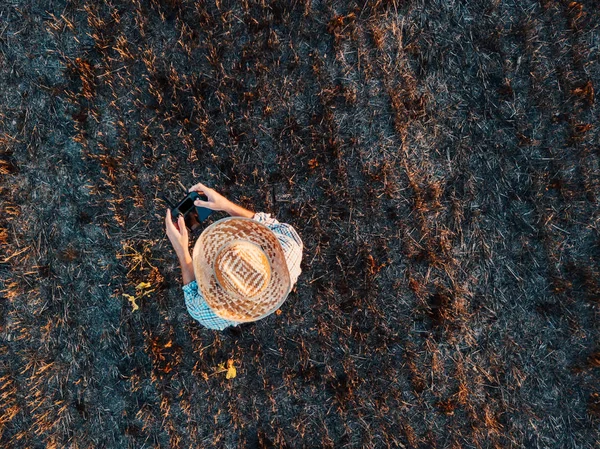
[{"left": 1, "top": 0, "right": 599, "bottom": 447}]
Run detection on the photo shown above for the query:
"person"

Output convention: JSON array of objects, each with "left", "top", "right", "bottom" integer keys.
[{"left": 164, "top": 182, "right": 303, "bottom": 330}]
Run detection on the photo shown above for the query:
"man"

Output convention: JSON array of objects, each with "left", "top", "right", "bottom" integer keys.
[{"left": 165, "top": 182, "right": 303, "bottom": 330}]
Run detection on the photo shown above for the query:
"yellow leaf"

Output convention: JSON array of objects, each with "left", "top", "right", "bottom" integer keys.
[
  {"left": 123, "top": 294, "right": 139, "bottom": 311},
  {"left": 139, "top": 288, "right": 156, "bottom": 298},
  {"left": 136, "top": 281, "right": 152, "bottom": 290},
  {"left": 226, "top": 359, "right": 236, "bottom": 379}
]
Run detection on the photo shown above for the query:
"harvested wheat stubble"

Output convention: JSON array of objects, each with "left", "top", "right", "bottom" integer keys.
[{"left": 0, "top": 0, "right": 599, "bottom": 448}]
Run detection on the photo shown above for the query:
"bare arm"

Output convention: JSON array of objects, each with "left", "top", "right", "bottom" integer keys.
[
  {"left": 178, "top": 251, "right": 195, "bottom": 285},
  {"left": 222, "top": 201, "right": 254, "bottom": 218},
  {"left": 165, "top": 209, "right": 196, "bottom": 284}
]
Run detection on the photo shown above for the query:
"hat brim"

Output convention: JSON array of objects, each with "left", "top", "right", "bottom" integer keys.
[{"left": 192, "top": 217, "right": 291, "bottom": 322}]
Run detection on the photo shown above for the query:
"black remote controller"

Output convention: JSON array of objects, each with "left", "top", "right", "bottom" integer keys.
[{"left": 171, "top": 192, "right": 213, "bottom": 233}]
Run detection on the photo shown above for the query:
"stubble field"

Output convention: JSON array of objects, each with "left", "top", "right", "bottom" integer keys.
[{"left": 0, "top": 0, "right": 599, "bottom": 447}]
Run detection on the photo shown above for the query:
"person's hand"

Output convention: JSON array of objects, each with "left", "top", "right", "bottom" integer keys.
[
  {"left": 165, "top": 209, "right": 189, "bottom": 259},
  {"left": 189, "top": 181, "right": 231, "bottom": 211}
]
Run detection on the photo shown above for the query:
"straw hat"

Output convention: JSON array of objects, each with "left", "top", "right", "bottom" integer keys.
[{"left": 192, "top": 217, "right": 291, "bottom": 322}]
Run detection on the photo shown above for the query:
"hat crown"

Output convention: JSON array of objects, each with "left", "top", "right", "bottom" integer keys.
[{"left": 214, "top": 241, "right": 271, "bottom": 298}]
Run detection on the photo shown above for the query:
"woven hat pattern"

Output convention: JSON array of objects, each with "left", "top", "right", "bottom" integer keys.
[
  {"left": 214, "top": 241, "right": 271, "bottom": 298},
  {"left": 192, "top": 218, "right": 291, "bottom": 322}
]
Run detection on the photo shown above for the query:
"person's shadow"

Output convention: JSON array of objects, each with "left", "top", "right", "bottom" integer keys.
[
  {"left": 222, "top": 322, "right": 255, "bottom": 338},
  {"left": 243, "top": 426, "right": 280, "bottom": 448}
]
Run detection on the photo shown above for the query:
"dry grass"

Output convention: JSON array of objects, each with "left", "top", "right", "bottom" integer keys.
[{"left": 0, "top": 0, "right": 599, "bottom": 447}]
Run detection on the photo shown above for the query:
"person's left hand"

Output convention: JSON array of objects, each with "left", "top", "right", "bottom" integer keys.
[{"left": 165, "top": 209, "right": 189, "bottom": 258}]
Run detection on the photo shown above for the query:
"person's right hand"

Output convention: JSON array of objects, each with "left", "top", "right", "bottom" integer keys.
[{"left": 189, "top": 182, "right": 231, "bottom": 211}]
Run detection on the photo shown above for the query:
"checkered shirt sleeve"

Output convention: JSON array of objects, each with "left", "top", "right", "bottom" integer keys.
[
  {"left": 182, "top": 280, "right": 238, "bottom": 330},
  {"left": 182, "top": 212, "right": 303, "bottom": 330}
]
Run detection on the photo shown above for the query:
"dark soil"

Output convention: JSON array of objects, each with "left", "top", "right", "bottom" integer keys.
[{"left": 1, "top": 0, "right": 599, "bottom": 448}]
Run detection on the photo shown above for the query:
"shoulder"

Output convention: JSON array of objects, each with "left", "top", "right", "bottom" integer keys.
[
  {"left": 252, "top": 212, "right": 278, "bottom": 225},
  {"left": 252, "top": 212, "right": 303, "bottom": 248}
]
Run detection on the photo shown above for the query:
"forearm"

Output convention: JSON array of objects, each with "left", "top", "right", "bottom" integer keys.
[
  {"left": 178, "top": 251, "right": 195, "bottom": 285},
  {"left": 223, "top": 200, "right": 255, "bottom": 218}
]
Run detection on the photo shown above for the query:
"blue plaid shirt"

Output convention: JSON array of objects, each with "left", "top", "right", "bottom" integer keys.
[{"left": 182, "top": 212, "right": 303, "bottom": 330}]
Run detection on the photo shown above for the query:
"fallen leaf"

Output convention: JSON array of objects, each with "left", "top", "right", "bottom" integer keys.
[
  {"left": 123, "top": 293, "right": 139, "bottom": 311},
  {"left": 136, "top": 281, "right": 152, "bottom": 290},
  {"left": 226, "top": 359, "right": 237, "bottom": 379},
  {"left": 138, "top": 288, "right": 156, "bottom": 298}
]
